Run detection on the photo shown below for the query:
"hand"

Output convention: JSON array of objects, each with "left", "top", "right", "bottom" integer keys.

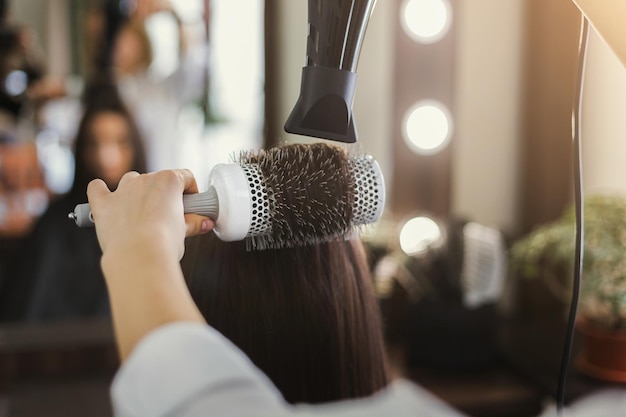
[
  {"left": 27, "top": 77, "right": 67, "bottom": 101},
  {"left": 88, "top": 170, "right": 209, "bottom": 361},
  {"left": 87, "top": 170, "right": 214, "bottom": 260},
  {"left": 132, "top": 0, "right": 174, "bottom": 21}
]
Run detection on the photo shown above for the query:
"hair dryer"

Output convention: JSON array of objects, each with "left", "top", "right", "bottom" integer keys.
[{"left": 284, "top": 0, "right": 377, "bottom": 143}]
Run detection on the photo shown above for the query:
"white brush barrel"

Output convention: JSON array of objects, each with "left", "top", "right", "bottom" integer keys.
[{"left": 209, "top": 163, "right": 253, "bottom": 241}]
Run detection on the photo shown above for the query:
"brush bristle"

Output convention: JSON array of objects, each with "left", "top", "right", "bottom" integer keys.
[{"left": 239, "top": 143, "right": 365, "bottom": 250}]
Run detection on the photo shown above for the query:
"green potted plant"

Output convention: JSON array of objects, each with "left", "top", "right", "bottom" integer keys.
[{"left": 509, "top": 194, "right": 626, "bottom": 382}]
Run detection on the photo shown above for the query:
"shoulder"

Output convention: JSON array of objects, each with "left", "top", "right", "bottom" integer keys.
[
  {"left": 29, "top": 194, "right": 89, "bottom": 242},
  {"left": 111, "top": 323, "right": 468, "bottom": 417},
  {"left": 38, "top": 194, "right": 77, "bottom": 222},
  {"left": 292, "top": 381, "right": 467, "bottom": 417},
  {"left": 112, "top": 322, "right": 285, "bottom": 417}
]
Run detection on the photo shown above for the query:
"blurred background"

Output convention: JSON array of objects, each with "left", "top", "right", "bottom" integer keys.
[{"left": 1, "top": 0, "right": 626, "bottom": 416}]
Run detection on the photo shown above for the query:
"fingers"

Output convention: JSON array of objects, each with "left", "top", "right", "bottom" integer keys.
[
  {"left": 177, "top": 170, "right": 207, "bottom": 237},
  {"left": 118, "top": 171, "right": 141, "bottom": 188},
  {"left": 178, "top": 169, "right": 199, "bottom": 195},
  {"left": 184, "top": 214, "right": 214, "bottom": 238},
  {"left": 87, "top": 178, "right": 110, "bottom": 205},
  {"left": 87, "top": 169, "right": 208, "bottom": 239},
  {"left": 164, "top": 170, "right": 209, "bottom": 237},
  {"left": 88, "top": 169, "right": 198, "bottom": 202}
]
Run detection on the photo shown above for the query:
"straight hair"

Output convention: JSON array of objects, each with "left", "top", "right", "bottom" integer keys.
[
  {"left": 71, "top": 81, "right": 146, "bottom": 197},
  {"left": 182, "top": 234, "right": 389, "bottom": 404}
]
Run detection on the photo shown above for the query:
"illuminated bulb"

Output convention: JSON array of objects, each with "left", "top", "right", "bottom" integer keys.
[
  {"left": 402, "top": 101, "right": 452, "bottom": 155},
  {"left": 399, "top": 216, "right": 442, "bottom": 256},
  {"left": 401, "top": 0, "right": 452, "bottom": 44},
  {"left": 5, "top": 70, "right": 28, "bottom": 96}
]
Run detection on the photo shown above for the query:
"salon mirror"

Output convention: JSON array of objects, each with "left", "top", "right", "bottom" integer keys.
[{"left": 0, "top": 0, "right": 263, "bottom": 414}]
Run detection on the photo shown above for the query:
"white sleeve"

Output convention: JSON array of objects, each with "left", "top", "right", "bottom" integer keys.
[
  {"left": 292, "top": 381, "right": 468, "bottom": 417},
  {"left": 111, "top": 322, "right": 286, "bottom": 417},
  {"left": 111, "top": 322, "right": 467, "bottom": 417},
  {"left": 162, "top": 43, "right": 209, "bottom": 103}
]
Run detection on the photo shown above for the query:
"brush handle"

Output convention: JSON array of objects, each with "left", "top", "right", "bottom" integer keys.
[
  {"left": 69, "top": 187, "right": 219, "bottom": 228},
  {"left": 68, "top": 163, "right": 254, "bottom": 242}
]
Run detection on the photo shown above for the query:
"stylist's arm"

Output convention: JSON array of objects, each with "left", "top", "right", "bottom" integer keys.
[
  {"left": 87, "top": 169, "right": 214, "bottom": 361},
  {"left": 87, "top": 169, "right": 465, "bottom": 417}
]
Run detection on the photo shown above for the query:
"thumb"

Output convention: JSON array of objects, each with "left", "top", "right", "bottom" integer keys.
[
  {"left": 87, "top": 178, "right": 110, "bottom": 207},
  {"left": 185, "top": 214, "right": 215, "bottom": 238}
]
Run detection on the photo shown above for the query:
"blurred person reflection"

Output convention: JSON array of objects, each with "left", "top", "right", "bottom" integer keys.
[
  {"left": 88, "top": 0, "right": 207, "bottom": 172},
  {"left": 0, "top": 80, "right": 147, "bottom": 322},
  {"left": 0, "top": 0, "right": 52, "bottom": 301},
  {"left": 0, "top": 0, "right": 45, "bottom": 127}
]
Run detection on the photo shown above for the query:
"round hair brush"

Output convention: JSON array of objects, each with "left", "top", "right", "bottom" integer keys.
[{"left": 69, "top": 143, "right": 385, "bottom": 250}]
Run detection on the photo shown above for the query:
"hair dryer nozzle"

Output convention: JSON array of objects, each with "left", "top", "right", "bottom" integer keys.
[
  {"left": 284, "top": 66, "right": 357, "bottom": 143},
  {"left": 284, "top": 0, "right": 377, "bottom": 143}
]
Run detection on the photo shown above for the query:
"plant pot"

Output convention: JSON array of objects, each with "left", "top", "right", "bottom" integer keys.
[{"left": 576, "top": 316, "right": 626, "bottom": 382}]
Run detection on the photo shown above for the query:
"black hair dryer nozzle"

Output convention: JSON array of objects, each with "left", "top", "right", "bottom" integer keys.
[{"left": 284, "top": 0, "right": 377, "bottom": 143}]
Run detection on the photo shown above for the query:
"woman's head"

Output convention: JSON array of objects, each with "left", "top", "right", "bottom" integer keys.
[
  {"left": 183, "top": 143, "right": 389, "bottom": 403},
  {"left": 182, "top": 230, "right": 389, "bottom": 404},
  {"left": 112, "top": 21, "right": 153, "bottom": 75},
  {"left": 71, "top": 83, "right": 146, "bottom": 195}
]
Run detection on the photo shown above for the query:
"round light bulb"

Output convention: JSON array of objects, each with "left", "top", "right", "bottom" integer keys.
[
  {"left": 402, "top": 100, "right": 453, "bottom": 155},
  {"left": 401, "top": 0, "right": 452, "bottom": 44},
  {"left": 5, "top": 70, "right": 28, "bottom": 96},
  {"left": 399, "top": 216, "right": 442, "bottom": 256}
]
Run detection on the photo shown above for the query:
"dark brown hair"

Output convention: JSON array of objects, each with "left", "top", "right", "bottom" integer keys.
[
  {"left": 71, "top": 80, "right": 146, "bottom": 197},
  {"left": 181, "top": 234, "right": 389, "bottom": 404}
]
